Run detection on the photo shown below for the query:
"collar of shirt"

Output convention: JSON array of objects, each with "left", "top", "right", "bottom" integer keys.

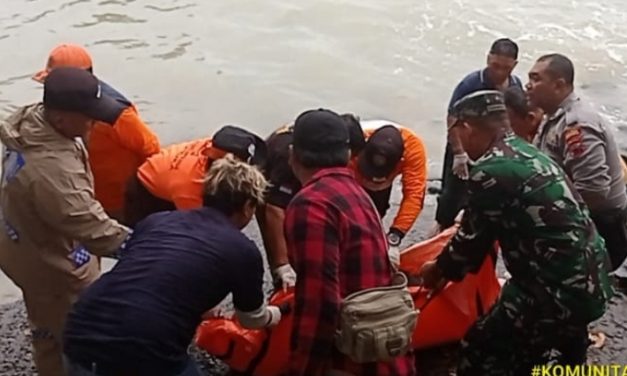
[
  {"left": 546, "top": 92, "right": 579, "bottom": 122},
  {"left": 479, "top": 68, "right": 519, "bottom": 88},
  {"left": 304, "top": 167, "right": 355, "bottom": 187},
  {"left": 195, "top": 206, "right": 239, "bottom": 229}
]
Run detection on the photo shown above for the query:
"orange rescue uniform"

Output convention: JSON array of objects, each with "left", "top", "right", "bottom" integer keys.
[
  {"left": 351, "top": 124, "right": 428, "bottom": 234},
  {"left": 137, "top": 138, "right": 227, "bottom": 209},
  {"left": 89, "top": 104, "right": 160, "bottom": 215}
]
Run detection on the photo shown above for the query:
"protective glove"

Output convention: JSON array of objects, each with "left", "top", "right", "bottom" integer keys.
[
  {"left": 274, "top": 264, "right": 297, "bottom": 292},
  {"left": 452, "top": 152, "right": 470, "bottom": 180},
  {"left": 388, "top": 245, "right": 400, "bottom": 267},
  {"left": 266, "top": 305, "right": 282, "bottom": 327}
]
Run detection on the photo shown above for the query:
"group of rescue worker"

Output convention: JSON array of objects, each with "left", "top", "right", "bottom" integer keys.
[{"left": 0, "top": 38, "right": 624, "bottom": 376}]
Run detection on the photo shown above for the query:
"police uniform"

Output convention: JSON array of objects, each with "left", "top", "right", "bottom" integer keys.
[
  {"left": 436, "top": 91, "right": 614, "bottom": 375},
  {"left": 533, "top": 93, "right": 627, "bottom": 272}
]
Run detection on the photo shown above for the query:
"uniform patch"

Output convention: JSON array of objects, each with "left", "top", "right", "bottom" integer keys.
[
  {"left": 70, "top": 245, "right": 91, "bottom": 268},
  {"left": 563, "top": 126, "right": 585, "bottom": 157},
  {"left": 2, "top": 149, "right": 25, "bottom": 187},
  {"left": 279, "top": 185, "right": 293, "bottom": 195}
]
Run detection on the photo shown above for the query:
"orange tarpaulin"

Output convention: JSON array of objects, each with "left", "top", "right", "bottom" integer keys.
[{"left": 194, "top": 225, "right": 501, "bottom": 376}]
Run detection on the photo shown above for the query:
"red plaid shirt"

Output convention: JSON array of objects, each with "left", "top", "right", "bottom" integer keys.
[{"left": 284, "top": 167, "right": 416, "bottom": 376}]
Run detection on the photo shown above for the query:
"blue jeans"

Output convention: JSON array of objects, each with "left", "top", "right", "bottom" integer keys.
[{"left": 64, "top": 355, "right": 203, "bottom": 376}]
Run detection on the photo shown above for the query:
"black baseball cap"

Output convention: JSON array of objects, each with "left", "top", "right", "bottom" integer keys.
[
  {"left": 357, "top": 125, "right": 404, "bottom": 180},
  {"left": 449, "top": 90, "right": 507, "bottom": 126},
  {"left": 292, "top": 109, "right": 350, "bottom": 152},
  {"left": 212, "top": 125, "right": 267, "bottom": 166},
  {"left": 43, "top": 66, "right": 120, "bottom": 124}
]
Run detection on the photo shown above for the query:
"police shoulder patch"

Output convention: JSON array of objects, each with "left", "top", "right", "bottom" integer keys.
[{"left": 563, "top": 124, "right": 585, "bottom": 158}]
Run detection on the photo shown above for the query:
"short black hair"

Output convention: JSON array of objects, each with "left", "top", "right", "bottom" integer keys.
[
  {"left": 340, "top": 113, "right": 366, "bottom": 155},
  {"left": 504, "top": 86, "right": 530, "bottom": 118},
  {"left": 489, "top": 38, "right": 518, "bottom": 59},
  {"left": 537, "top": 53, "right": 574, "bottom": 85}
]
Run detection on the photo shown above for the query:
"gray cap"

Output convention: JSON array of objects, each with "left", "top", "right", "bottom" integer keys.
[{"left": 450, "top": 90, "right": 507, "bottom": 121}]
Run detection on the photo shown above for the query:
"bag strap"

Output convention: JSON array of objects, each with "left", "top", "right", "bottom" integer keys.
[{"left": 363, "top": 190, "right": 400, "bottom": 273}]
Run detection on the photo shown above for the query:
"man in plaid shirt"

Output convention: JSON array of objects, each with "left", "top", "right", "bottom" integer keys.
[{"left": 284, "top": 108, "right": 416, "bottom": 376}]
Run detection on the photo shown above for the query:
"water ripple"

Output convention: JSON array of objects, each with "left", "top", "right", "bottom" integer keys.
[
  {"left": 98, "top": 0, "right": 136, "bottom": 5},
  {"left": 0, "top": 74, "right": 32, "bottom": 87},
  {"left": 151, "top": 41, "right": 193, "bottom": 60},
  {"left": 145, "top": 3, "right": 196, "bottom": 12},
  {"left": 23, "top": 9, "right": 55, "bottom": 24},
  {"left": 59, "top": 0, "right": 91, "bottom": 10},
  {"left": 92, "top": 38, "right": 150, "bottom": 49},
  {"left": 73, "top": 13, "right": 147, "bottom": 28}
]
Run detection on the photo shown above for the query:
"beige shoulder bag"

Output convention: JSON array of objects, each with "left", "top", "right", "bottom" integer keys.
[{"left": 334, "top": 193, "right": 418, "bottom": 363}]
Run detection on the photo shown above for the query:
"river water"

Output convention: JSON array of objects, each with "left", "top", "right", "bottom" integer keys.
[{"left": 2, "top": 0, "right": 627, "bottom": 301}]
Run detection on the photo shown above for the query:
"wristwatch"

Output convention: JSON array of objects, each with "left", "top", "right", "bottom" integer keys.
[{"left": 387, "top": 232, "right": 401, "bottom": 247}]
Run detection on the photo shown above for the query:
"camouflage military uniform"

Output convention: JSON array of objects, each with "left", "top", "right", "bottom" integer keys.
[{"left": 437, "top": 92, "right": 614, "bottom": 375}]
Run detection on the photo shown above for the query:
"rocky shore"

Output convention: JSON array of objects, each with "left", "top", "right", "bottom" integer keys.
[{"left": 1, "top": 187, "right": 626, "bottom": 375}]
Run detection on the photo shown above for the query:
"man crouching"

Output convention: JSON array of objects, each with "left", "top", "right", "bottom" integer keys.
[
  {"left": 419, "top": 90, "right": 613, "bottom": 375},
  {"left": 62, "top": 154, "right": 283, "bottom": 376}
]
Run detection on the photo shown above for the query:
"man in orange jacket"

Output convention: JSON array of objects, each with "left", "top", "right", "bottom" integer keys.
[
  {"left": 351, "top": 121, "right": 428, "bottom": 261},
  {"left": 125, "top": 125, "right": 267, "bottom": 227},
  {"left": 32, "top": 43, "right": 161, "bottom": 222}
]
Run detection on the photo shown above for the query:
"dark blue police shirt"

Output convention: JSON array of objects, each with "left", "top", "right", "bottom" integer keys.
[
  {"left": 447, "top": 68, "right": 523, "bottom": 112},
  {"left": 436, "top": 68, "right": 524, "bottom": 227},
  {"left": 63, "top": 207, "right": 264, "bottom": 375}
]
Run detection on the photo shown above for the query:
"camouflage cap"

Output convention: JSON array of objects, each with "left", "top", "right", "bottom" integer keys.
[{"left": 450, "top": 90, "right": 507, "bottom": 122}]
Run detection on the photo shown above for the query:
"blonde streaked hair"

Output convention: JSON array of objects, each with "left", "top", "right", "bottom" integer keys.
[{"left": 202, "top": 154, "right": 268, "bottom": 213}]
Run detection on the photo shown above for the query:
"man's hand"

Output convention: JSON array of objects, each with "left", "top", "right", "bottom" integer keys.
[
  {"left": 266, "top": 306, "right": 282, "bottom": 327},
  {"left": 388, "top": 245, "right": 400, "bottom": 268},
  {"left": 274, "top": 264, "right": 297, "bottom": 292},
  {"left": 452, "top": 152, "right": 470, "bottom": 180},
  {"left": 418, "top": 260, "right": 447, "bottom": 292}
]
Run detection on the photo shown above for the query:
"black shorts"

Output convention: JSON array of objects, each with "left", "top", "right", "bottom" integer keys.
[{"left": 123, "top": 174, "right": 176, "bottom": 228}]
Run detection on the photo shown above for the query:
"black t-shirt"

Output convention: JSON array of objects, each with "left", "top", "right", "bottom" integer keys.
[
  {"left": 264, "top": 125, "right": 302, "bottom": 209},
  {"left": 63, "top": 208, "right": 264, "bottom": 375}
]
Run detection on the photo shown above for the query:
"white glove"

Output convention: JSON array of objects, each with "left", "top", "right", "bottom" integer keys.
[
  {"left": 274, "top": 264, "right": 297, "bottom": 292},
  {"left": 454, "top": 209, "right": 465, "bottom": 224},
  {"left": 452, "top": 152, "right": 470, "bottom": 180},
  {"left": 388, "top": 245, "right": 400, "bottom": 268},
  {"left": 266, "top": 305, "right": 282, "bottom": 327}
]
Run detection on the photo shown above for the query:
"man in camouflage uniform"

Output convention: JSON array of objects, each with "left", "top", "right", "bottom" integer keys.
[
  {"left": 419, "top": 90, "right": 614, "bottom": 375},
  {"left": 527, "top": 53, "right": 627, "bottom": 282}
]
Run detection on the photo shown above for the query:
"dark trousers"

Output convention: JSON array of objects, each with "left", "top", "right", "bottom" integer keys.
[
  {"left": 458, "top": 293, "right": 589, "bottom": 376},
  {"left": 123, "top": 174, "right": 176, "bottom": 228},
  {"left": 435, "top": 142, "right": 468, "bottom": 227},
  {"left": 364, "top": 185, "right": 393, "bottom": 218},
  {"left": 591, "top": 206, "right": 627, "bottom": 271},
  {"left": 64, "top": 354, "right": 202, "bottom": 376}
]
